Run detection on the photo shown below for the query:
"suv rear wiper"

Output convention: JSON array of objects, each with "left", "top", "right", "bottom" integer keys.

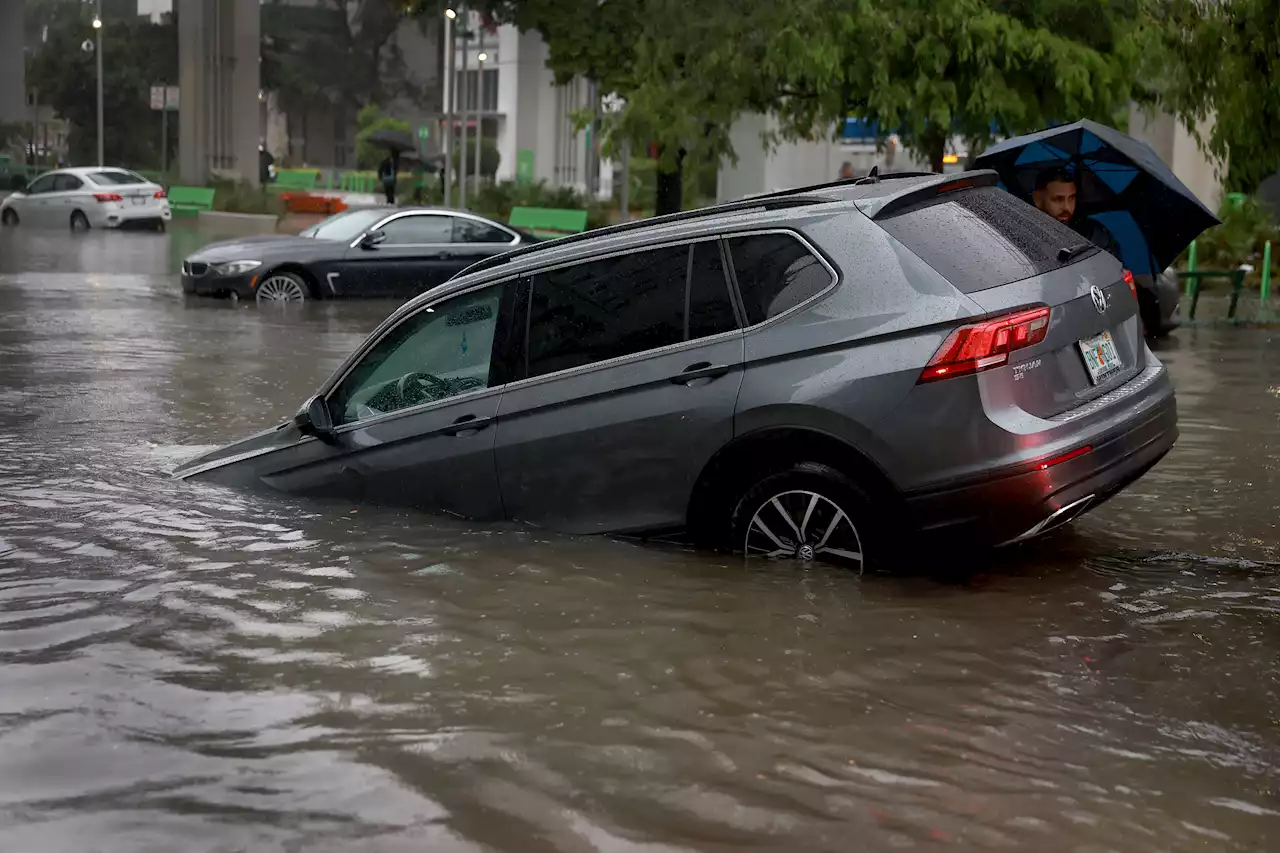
[{"left": 1057, "top": 243, "right": 1095, "bottom": 262}]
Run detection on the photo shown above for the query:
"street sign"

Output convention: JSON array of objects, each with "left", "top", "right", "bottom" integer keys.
[
  {"left": 418, "top": 125, "right": 430, "bottom": 140},
  {"left": 516, "top": 149, "right": 535, "bottom": 185},
  {"left": 150, "top": 85, "right": 179, "bottom": 111}
]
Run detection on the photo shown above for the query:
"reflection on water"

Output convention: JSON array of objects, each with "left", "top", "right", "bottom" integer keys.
[{"left": 0, "top": 228, "right": 1277, "bottom": 851}]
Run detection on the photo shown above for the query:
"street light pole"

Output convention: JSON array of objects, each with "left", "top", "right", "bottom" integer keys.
[
  {"left": 475, "top": 42, "right": 485, "bottom": 192},
  {"left": 459, "top": 10, "right": 469, "bottom": 209},
  {"left": 94, "top": 0, "right": 104, "bottom": 167},
  {"left": 443, "top": 8, "right": 456, "bottom": 208}
]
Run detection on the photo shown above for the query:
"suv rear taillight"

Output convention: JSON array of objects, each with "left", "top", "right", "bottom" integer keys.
[
  {"left": 918, "top": 306, "right": 1051, "bottom": 383},
  {"left": 1122, "top": 269, "right": 1136, "bottom": 299}
]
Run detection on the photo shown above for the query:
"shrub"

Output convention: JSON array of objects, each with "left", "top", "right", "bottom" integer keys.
[
  {"left": 210, "top": 179, "right": 285, "bottom": 217},
  {"left": 1181, "top": 195, "right": 1280, "bottom": 287}
]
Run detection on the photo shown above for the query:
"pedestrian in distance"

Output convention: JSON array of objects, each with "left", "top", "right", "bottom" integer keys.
[
  {"left": 378, "top": 154, "right": 398, "bottom": 205},
  {"left": 838, "top": 161, "right": 855, "bottom": 180}
]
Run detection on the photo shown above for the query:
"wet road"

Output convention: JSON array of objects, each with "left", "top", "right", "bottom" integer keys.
[{"left": 1, "top": 226, "right": 1278, "bottom": 852}]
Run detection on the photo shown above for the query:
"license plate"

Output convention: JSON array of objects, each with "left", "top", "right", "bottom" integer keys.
[
  {"left": 1078, "top": 330, "right": 1123, "bottom": 384},
  {"left": 131, "top": 195, "right": 148, "bottom": 206}
]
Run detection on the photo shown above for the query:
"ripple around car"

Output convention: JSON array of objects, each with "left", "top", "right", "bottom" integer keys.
[{"left": 175, "top": 171, "right": 1178, "bottom": 570}]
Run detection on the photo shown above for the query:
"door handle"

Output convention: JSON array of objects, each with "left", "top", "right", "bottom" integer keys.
[
  {"left": 441, "top": 414, "right": 492, "bottom": 436},
  {"left": 670, "top": 362, "right": 731, "bottom": 384}
]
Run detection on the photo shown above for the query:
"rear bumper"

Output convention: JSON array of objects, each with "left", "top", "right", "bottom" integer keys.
[
  {"left": 905, "top": 384, "right": 1177, "bottom": 547},
  {"left": 96, "top": 203, "right": 172, "bottom": 228}
]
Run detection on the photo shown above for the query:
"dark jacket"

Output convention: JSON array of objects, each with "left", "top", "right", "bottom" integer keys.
[
  {"left": 378, "top": 158, "right": 396, "bottom": 184},
  {"left": 1071, "top": 216, "right": 1122, "bottom": 263}
]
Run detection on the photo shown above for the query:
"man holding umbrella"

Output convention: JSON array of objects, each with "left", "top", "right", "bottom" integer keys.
[{"left": 1032, "top": 166, "right": 1123, "bottom": 260}]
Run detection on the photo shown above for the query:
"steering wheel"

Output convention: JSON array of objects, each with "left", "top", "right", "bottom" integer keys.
[{"left": 396, "top": 371, "right": 451, "bottom": 405}]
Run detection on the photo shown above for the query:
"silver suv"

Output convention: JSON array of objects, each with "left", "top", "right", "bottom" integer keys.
[{"left": 175, "top": 172, "right": 1178, "bottom": 569}]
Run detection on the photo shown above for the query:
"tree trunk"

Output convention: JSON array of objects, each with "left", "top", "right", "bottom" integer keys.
[
  {"left": 927, "top": 136, "right": 946, "bottom": 174},
  {"left": 655, "top": 147, "right": 685, "bottom": 216}
]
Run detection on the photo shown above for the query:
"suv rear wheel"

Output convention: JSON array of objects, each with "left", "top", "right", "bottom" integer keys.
[{"left": 729, "top": 462, "right": 877, "bottom": 573}]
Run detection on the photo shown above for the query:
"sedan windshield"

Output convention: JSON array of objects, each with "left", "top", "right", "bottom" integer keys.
[
  {"left": 300, "top": 209, "right": 387, "bottom": 242},
  {"left": 88, "top": 170, "right": 148, "bottom": 186}
]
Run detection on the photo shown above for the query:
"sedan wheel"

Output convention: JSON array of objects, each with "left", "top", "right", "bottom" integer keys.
[
  {"left": 255, "top": 272, "right": 309, "bottom": 304},
  {"left": 0, "top": 209, "right": 17, "bottom": 227},
  {"left": 70, "top": 211, "right": 90, "bottom": 231}
]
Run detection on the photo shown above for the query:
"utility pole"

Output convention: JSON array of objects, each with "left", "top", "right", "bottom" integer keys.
[
  {"left": 459, "top": 8, "right": 469, "bottom": 209},
  {"left": 442, "top": 8, "right": 456, "bottom": 208},
  {"left": 94, "top": 0, "right": 104, "bottom": 166},
  {"left": 474, "top": 28, "right": 485, "bottom": 192}
]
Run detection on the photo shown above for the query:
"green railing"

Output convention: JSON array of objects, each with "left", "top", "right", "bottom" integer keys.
[{"left": 1180, "top": 237, "right": 1275, "bottom": 322}]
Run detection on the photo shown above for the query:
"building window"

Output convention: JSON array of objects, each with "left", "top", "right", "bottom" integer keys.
[{"left": 455, "top": 69, "right": 499, "bottom": 113}]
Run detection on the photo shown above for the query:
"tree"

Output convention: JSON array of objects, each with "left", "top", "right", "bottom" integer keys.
[
  {"left": 262, "top": 0, "right": 429, "bottom": 118},
  {"left": 1153, "top": 0, "right": 1280, "bottom": 194},
  {"left": 354, "top": 103, "right": 412, "bottom": 169},
  {"left": 766, "top": 0, "right": 1148, "bottom": 172},
  {"left": 25, "top": 4, "right": 177, "bottom": 168},
  {"left": 474, "top": 0, "right": 802, "bottom": 214}
]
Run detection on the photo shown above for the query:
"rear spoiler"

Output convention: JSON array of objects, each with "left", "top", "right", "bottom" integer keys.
[{"left": 855, "top": 170, "right": 1001, "bottom": 220}]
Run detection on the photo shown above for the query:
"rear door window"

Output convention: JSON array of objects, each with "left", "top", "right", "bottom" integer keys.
[
  {"left": 874, "top": 186, "right": 1095, "bottom": 293},
  {"left": 525, "top": 242, "right": 738, "bottom": 379},
  {"left": 727, "top": 233, "right": 834, "bottom": 325}
]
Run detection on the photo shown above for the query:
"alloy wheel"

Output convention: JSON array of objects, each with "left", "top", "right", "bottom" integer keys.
[
  {"left": 744, "top": 489, "right": 864, "bottom": 572},
  {"left": 255, "top": 275, "right": 307, "bottom": 303}
]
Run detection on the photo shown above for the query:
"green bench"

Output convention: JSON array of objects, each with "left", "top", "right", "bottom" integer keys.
[
  {"left": 508, "top": 206, "right": 589, "bottom": 239},
  {"left": 168, "top": 186, "right": 216, "bottom": 218},
  {"left": 271, "top": 170, "right": 320, "bottom": 192}
]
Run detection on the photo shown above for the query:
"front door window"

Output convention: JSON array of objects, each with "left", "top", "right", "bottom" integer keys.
[{"left": 330, "top": 284, "right": 506, "bottom": 425}]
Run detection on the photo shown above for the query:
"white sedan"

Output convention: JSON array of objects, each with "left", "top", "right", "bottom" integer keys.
[{"left": 0, "top": 167, "right": 172, "bottom": 231}]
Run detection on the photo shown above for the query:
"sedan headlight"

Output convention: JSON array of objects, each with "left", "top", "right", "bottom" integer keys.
[{"left": 212, "top": 260, "right": 263, "bottom": 276}]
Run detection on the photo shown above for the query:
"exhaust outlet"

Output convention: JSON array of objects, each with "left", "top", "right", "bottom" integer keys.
[{"left": 999, "top": 494, "right": 1096, "bottom": 546}]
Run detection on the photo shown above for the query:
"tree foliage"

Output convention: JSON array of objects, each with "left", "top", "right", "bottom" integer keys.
[
  {"left": 262, "top": 0, "right": 427, "bottom": 115},
  {"left": 766, "top": 0, "right": 1147, "bottom": 170},
  {"left": 478, "top": 0, "right": 1149, "bottom": 211},
  {"left": 25, "top": 1, "right": 177, "bottom": 168},
  {"left": 354, "top": 104, "right": 412, "bottom": 169},
  {"left": 1153, "top": 0, "right": 1280, "bottom": 194}
]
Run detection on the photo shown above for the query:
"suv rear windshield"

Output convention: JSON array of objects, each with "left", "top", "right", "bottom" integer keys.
[{"left": 874, "top": 186, "right": 1097, "bottom": 293}]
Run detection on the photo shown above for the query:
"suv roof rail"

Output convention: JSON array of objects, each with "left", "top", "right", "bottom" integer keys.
[{"left": 458, "top": 194, "right": 833, "bottom": 278}]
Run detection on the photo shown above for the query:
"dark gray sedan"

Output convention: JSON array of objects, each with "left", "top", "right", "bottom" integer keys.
[{"left": 180, "top": 207, "right": 538, "bottom": 303}]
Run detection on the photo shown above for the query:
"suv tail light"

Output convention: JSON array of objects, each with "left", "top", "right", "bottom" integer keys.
[
  {"left": 1122, "top": 269, "right": 1137, "bottom": 299},
  {"left": 918, "top": 306, "right": 1051, "bottom": 383},
  {"left": 154, "top": 189, "right": 167, "bottom": 199},
  {"left": 93, "top": 192, "right": 123, "bottom": 203}
]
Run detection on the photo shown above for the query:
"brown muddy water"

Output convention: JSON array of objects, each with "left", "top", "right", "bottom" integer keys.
[{"left": 0, "top": 226, "right": 1277, "bottom": 852}]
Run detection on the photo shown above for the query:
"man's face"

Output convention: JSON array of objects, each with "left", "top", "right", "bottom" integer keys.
[{"left": 1034, "top": 179, "right": 1077, "bottom": 223}]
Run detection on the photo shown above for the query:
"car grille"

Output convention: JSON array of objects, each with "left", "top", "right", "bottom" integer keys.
[{"left": 183, "top": 261, "right": 209, "bottom": 276}]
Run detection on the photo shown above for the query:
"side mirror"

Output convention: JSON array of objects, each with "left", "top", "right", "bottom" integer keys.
[
  {"left": 294, "top": 395, "right": 337, "bottom": 444},
  {"left": 360, "top": 230, "right": 387, "bottom": 250}
]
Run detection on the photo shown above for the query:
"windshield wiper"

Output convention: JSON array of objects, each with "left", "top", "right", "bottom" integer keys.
[{"left": 1057, "top": 243, "right": 1095, "bottom": 263}]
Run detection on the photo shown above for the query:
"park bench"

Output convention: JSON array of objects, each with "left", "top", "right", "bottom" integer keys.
[
  {"left": 272, "top": 169, "right": 320, "bottom": 192},
  {"left": 168, "top": 186, "right": 216, "bottom": 218},
  {"left": 508, "top": 206, "right": 589, "bottom": 239}
]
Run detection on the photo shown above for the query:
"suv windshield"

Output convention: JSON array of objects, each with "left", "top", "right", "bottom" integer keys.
[
  {"left": 875, "top": 186, "right": 1097, "bottom": 293},
  {"left": 300, "top": 209, "right": 387, "bottom": 242},
  {"left": 88, "top": 170, "right": 147, "bottom": 186}
]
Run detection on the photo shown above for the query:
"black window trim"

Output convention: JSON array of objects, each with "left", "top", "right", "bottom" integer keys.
[
  {"left": 720, "top": 227, "right": 841, "bottom": 333},
  {"left": 320, "top": 274, "right": 520, "bottom": 433},
  {"left": 505, "top": 234, "right": 745, "bottom": 388}
]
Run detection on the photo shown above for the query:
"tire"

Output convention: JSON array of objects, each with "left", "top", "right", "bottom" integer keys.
[
  {"left": 729, "top": 462, "right": 880, "bottom": 573},
  {"left": 152, "top": 220, "right": 167, "bottom": 233},
  {"left": 0, "top": 208, "right": 16, "bottom": 227},
  {"left": 255, "top": 270, "right": 310, "bottom": 304},
  {"left": 69, "top": 210, "right": 90, "bottom": 232}
]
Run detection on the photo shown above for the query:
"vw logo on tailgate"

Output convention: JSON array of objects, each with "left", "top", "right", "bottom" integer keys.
[{"left": 1090, "top": 285, "right": 1108, "bottom": 314}]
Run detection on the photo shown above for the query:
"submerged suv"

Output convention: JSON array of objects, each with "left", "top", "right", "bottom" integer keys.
[{"left": 175, "top": 171, "right": 1177, "bottom": 569}]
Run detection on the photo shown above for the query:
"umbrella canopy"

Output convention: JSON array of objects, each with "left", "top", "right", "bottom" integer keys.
[
  {"left": 974, "top": 119, "right": 1220, "bottom": 273},
  {"left": 363, "top": 128, "right": 417, "bottom": 154}
]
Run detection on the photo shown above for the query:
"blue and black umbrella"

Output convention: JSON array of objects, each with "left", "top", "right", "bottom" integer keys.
[{"left": 974, "top": 119, "right": 1220, "bottom": 274}]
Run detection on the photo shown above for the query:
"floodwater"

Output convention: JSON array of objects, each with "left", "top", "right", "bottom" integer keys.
[{"left": 0, "top": 225, "right": 1277, "bottom": 852}]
